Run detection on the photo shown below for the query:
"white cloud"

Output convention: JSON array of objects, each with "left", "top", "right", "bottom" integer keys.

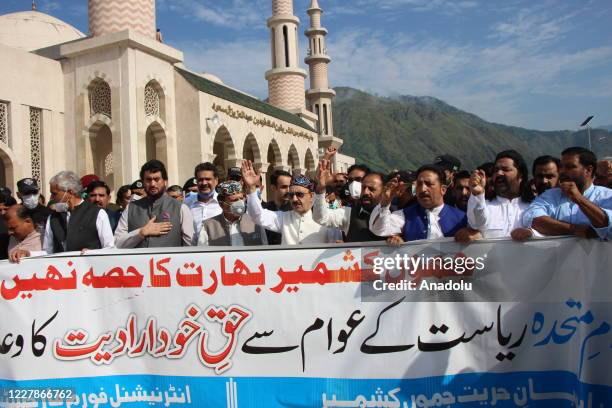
[{"left": 161, "top": 0, "right": 269, "bottom": 29}]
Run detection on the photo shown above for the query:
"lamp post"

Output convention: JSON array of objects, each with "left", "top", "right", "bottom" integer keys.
[{"left": 580, "top": 115, "right": 594, "bottom": 150}]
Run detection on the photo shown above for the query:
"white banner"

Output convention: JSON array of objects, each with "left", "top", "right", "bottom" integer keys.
[{"left": 0, "top": 237, "right": 610, "bottom": 407}]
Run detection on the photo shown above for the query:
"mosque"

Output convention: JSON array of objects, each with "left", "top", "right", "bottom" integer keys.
[{"left": 0, "top": 0, "right": 354, "bottom": 198}]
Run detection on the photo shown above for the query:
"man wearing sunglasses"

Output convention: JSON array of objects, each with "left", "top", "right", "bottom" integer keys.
[{"left": 242, "top": 160, "right": 334, "bottom": 245}]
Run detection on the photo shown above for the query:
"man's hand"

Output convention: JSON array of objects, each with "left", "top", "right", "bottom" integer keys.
[
  {"left": 572, "top": 224, "right": 598, "bottom": 239},
  {"left": 323, "top": 146, "right": 337, "bottom": 161},
  {"left": 469, "top": 169, "right": 486, "bottom": 196},
  {"left": 9, "top": 249, "right": 30, "bottom": 263},
  {"left": 316, "top": 159, "right": 333, "bottom": 194},
  {"left": 454, "top": 227, "right": 482, "bottom": 244},
  {"left": 381, "top": 176, "right": 401, "bottom": 207},
  {"left": 241, "top": 160, "right": 261, "bottom": 193},
  {"left": 560, "top": 180, "right": 582, "bottom": 203},
  {"left": 511, "top": 227, "right": 533, "bottom": 241},
  {"left": 139, "top": 216, "right": 172, "bottom": 238},
  {"left": 386, "top": 235, "right": 404, "bottom": 247}
]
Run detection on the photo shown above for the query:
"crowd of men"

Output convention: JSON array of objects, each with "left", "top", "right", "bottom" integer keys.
[{"left": 1, "top": 146, "right": 611, "bottom": 263}]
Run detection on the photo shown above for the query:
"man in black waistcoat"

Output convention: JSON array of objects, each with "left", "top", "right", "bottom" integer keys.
[
  {"left": 10, "top": 171, "right": 115, "bottom": 262},
  {"left": 114, "top": 160, "right": 194, "bottom": 248},
  {"left": 312, "top": 159, "right": 386, "bottom": 243}
]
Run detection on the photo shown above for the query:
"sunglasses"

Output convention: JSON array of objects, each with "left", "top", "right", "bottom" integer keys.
[{"left": 285, "top": 192, "right": 307, "bottom": 199}]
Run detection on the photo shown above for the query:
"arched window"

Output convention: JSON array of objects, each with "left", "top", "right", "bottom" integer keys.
[
  {"left": 88, "top": 79, "right": 111, "bottom": 118},
  {"left": 144, "top": 82, "right": 161, "bottom": 117},
  {"left": 323, "top": 104, "right": 329, "bottom": 135}
]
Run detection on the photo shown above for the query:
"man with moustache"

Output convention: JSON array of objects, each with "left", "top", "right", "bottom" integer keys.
[
  {"left": 446, "top": 170, "right": 471, "bottom": 211},
  {"left": 115, "top": 160, "right": 194, "bottom": 248},
  {"left": 532, "top": 155, "right": 561, "bottom": 195},
  {"left": 458, "top": 150, "right": 535, "bottom": 242},
  {"left": 190, "top": 162, "right": 222, "bottom": 239},
  {"left": 594, "top": 158, "right": 612, "bottom": 188},
  {"left": 523, "top": 147, "right": 612, "bottom": 240},
  {"left": 312, "top": 159, "right": 386, "bottom": 242},
  {"left": 370, "top": 165, "right": 467, "bottom": 243},
  {"left": 242, "top": 160, "right": 335, "bottom": 244}
]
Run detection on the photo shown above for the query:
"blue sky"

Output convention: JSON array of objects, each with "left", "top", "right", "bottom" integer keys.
[{"left": 3, "top": 0, "right": 612, "bottom": 131}]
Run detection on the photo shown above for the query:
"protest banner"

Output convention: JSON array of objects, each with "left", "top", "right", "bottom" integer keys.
[{"left": 0, "top": 237, "right": 610, "bottom": 407}]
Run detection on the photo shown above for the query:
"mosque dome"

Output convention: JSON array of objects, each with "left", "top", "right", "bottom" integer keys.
[{"left": 0, "top": 10, "right": 85, "bottom": 52}]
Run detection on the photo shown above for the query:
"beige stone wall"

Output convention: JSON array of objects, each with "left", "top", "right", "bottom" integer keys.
[
  {"left": 309, "top": 62, "right": 328, "bottom": 89},
  {"left": 89, "top": 0, "right": 156, "bottom": 39},
  {"left": 268, "top": 75, "right": 306, "bottom": 112},
  {"left": 0, "top": 44, "right": 65, "bottom": 196}
]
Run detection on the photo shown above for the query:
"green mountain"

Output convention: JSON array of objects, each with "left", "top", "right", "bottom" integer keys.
[{"left": 332, "top": 87, "right": 611, "bottom": 172}]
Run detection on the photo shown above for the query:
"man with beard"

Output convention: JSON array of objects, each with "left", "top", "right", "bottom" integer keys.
[
  {"left": 446, "top": 170, "right": 471, "bottom": 211},
  {"left": 458, "top": 150, "right": 534, "bottom": 242},
  {"left": 370, "top": 165, "right": 467, "bottom": 243},
  {"left": 523, "top": 147, "right": 612, "bottom": 240},
  {"left": 312, "top": 159, "right": 386, "bottom": 242},
  {"left": 532, "top": 155, "right": 560, "bottom": 195},
  {"left": 115, "top": 160, "right": 194, "bottom": 248},
  {"left": 87, "top": 180, "right": 121, "bottom": 232},
  {"left": 262, "top": 169, "right": 292, "bottom": 245},
  {"left": 190, "top": 162, "right": 222, "bottom": 239},
  {"left": 242, "top": 160, "right": 335, "bottom": 244}
]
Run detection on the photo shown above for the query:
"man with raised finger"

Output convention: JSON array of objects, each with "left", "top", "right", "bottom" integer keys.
[
  {"left": 242, "top": 160, "right": 334, "bottom": 245},
  {"left": 115, "top": 160, "right": 194, "bottom": 248},
  {"left": 313, "top": 159, "right": 386, "bottom": 242},
  {"left": 370, "top": 165, "right": 467, "bottom": 242}
]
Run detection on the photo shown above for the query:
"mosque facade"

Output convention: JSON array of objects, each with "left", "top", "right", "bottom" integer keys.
[{"left": 0, "top": 0, "right": 353, "bottom": 198}]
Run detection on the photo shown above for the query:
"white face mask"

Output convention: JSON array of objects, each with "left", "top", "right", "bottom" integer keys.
[
  {"left": 348, "top": 181, "right": 362, "bottom": 199},
  {"left": 54, "top": 191, "right": 69, "bottom": 213},
  {"left": 22, "top": 194, "right": 39, "bottom": 209}
]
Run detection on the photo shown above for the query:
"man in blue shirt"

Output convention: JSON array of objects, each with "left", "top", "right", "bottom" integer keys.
[{"left": 522, "top": 147, "right": 612, "bottom": 240}]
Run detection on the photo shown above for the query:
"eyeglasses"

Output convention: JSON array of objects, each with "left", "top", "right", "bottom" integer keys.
[{"left": 285, "top": 192, "right": 306, "bottom": 199}]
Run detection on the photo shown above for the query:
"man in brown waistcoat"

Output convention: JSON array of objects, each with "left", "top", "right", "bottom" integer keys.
[
  {"left": 115, "top": 160, "right": 194, "bottom": 248},
  {"left": 197, "top": 181, "right": 267, "bottom": 246}
]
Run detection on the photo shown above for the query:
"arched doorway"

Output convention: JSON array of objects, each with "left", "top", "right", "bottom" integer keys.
[
  {"left": 89, "top": 123, "right": 114, "bottom": 191},
  {"left": 145, "top": 121, "right": 168, "bottom": 165},
  {"left": 242, "top": 133, "right": 261, "bottom": 165},
  {"left": 266, "top": 139, "right": 283, "bottom": 197},
  {"left": 212, "top": 126, "right": 236, "bottom": 180},
  {"left": 287, "top": 144, "right": 300, "bottom": 175},
  {"left": 305, "top": 148, "right": 316, "bottom": 178},
  {"left": 0, "top": 147, "right": 14, "bottom": 188}
]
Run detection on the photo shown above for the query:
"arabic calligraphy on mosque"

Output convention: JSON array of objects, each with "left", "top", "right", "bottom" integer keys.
[{"left": 211, "top": 103, "right": 315, "bottom": 141}]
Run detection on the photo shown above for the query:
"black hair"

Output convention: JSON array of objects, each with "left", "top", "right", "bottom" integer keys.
[
  {"left": 14, "top": 205, "right": 35, "bottom": 222},
  {"left": 416, "top": 165, "right": 447, "bottom": 186},
  {"left": 0, "top": 195, "right": 17, "bottom": 206},
  {"left": 454, "top": 170, "right": 471, "bottom": 182},
  {"left": 194, "top": 162, "right": 219, "bottom": 179},
  {"left": 495, "top": 149, "right": 533, "bottom": 203},
  {"left": 140, "top": 160, "right": 168, "bottom": 180},
  {"left": 86, "top": 180, "right": 110, "bottom": 195},
  {"left": 532, "top": 155, "right": 561, "bottom": 175},
  {"left": 347, "top": 164, "right": 371, "bottom": 175},
  {"left": 363, "top": 171, "right": 385, "bottom": 183},
  {"left": 477, "top": 162, "right": 495, "bottom": 178},
  {"left": 270, "top": 169, "right": 292, "bottom": 187},
  {"left": 116, "top": 185, "right": 131, "bottom": 201},
  {"left": 561, "top": 146, "right": 597, "bottom": 178}
]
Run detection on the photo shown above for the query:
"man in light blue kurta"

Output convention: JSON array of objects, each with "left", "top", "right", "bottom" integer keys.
[{"left": 523, "top": 147, "right": 612, "bottom": 240}]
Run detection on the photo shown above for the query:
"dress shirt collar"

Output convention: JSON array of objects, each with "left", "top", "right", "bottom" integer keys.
[{"left": 426, "top": 203, "right": 444, "bottom": 216}]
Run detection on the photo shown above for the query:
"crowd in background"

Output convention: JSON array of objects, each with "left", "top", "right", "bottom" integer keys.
[{"left": 1, "top": 145, "right": 611, "bottom": 263}]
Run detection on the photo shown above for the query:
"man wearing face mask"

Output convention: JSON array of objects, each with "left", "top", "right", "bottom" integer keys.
[
  {"left": 370, "top": 165, "right": 467, "bottom": 243},
  {"left": 189, "top": 162, "right": 222, "bottom": 240},
  {"left": 130, "top": 180, "right": 146, "bottom": 201},
  {"left": 115, "top": 160, "right": 194, "bottom": 248},
  {"left": 313, "top": 159, "right": 386, "bottom": 242},
  {"left": 16, "top": 178, "right": 52, "bottom": 236},
  {"left": 11, "top": 171, "right": 115, "bottom": 262},
  {"left": 197, "top": 181, "right": 267, "bottom": 246},
  {"left": 242, "top": 160, "right": 334, "bottom": 245},
  {"left": 340, "top": 164, "right": 370, "bottom": 206},
  {"left": 523, "top": 147, "right": 612, "bottom": 240},
  {"left": 182, "top": 178, "right": 199, "bottom": 206}
]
